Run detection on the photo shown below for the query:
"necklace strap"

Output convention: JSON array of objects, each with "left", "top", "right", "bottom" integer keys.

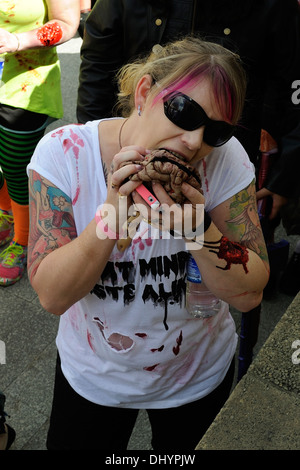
[{"left": 118, "top": 118, "right": 128, "bottom": 150}]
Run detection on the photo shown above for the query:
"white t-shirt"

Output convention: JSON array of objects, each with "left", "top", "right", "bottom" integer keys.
[{"left": 28, "top": 119, "right": 255, "bottom": 408}]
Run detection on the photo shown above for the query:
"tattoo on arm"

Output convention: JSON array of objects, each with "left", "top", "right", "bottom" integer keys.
[
  {"left": 102, "top": 161, "right": 108, "bottom": 185},
  {"left": 196, "top": 179, "right": 268, "bottom": 273},
  {"left": 226, "top": 179, "right": 268, "bottom": 261},
  {"left": 28, "top": 170, "right": 77, "bottom": 282}
]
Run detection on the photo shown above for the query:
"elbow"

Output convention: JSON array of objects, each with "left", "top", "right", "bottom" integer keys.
[
  {"left": 237, "top": 267, "right": 269, "bottom": 312},
  {"left": 32, "top": 279, "right": 66, "bottom": 316},
  {"left": 37, "top": 290, "right": 66, "bottom": 316},
  {"left": 39, "top": 296, "right": 66, "bottom": 316},
  {"left": 228, "top": 288, "right": 264, "bottom": 312},
  {"left": 29, "top": 266, "right": 67, "bottom": 316},
  {"left": 239, "top": 291, "right": 264, "bottom": 313}
]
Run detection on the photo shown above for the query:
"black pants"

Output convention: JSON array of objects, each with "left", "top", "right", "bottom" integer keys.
[{"left": 47, "top": 355, "right": 235, "bottom": 451}]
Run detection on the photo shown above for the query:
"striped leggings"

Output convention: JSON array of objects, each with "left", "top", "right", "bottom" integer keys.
[
  {"left": 0, "top": 105, "right": 49, "bottom": 245},
  {"left": 0, "top": 126, "right": 45, "bottom": 205}
]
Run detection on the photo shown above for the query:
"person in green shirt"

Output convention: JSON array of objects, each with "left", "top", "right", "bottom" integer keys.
[{"left": 0, "top": 0, "right": 80, "bottom": 286}]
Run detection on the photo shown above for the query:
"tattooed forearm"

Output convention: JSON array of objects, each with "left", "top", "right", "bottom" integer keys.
[
  {"left": 226, "top": 179, "right": 268, "bottom": 263},
  {"left": 28, "top": 170, "right": 77, "bottom": 283}
]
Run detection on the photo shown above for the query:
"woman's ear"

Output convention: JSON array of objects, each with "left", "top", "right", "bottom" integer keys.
[{"left": 134, "top": 74, "right": 153, "bottom": 114}]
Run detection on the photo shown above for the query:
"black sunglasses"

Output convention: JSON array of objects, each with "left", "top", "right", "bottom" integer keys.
[{"left": 163, "top": 92, "right": 236, "bottom": 147}]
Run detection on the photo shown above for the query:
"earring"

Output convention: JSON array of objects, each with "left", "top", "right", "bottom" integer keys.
[{"left": 137, "top": 105, "right": 141, "bottom": 116}]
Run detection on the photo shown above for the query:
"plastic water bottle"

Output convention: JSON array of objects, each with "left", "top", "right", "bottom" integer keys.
[{"left": 186, "top": 255, "right": 221, "bottom": 318}]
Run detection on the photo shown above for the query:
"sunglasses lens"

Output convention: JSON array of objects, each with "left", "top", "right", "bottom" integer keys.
[
  {"left": 164, "top": 95, "right": 206, "bottom": 131},
  {"left": 204, "top": 121, "right": 235, "bottom": 147},
  {"left": 164, "top": 93, "right": 235, "bottom": 146}
]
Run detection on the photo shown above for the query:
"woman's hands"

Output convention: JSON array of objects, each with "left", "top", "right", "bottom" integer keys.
[
  {"left": 107, "top": 145, "right": 148, "bottom": 198},
  {"left": 101, "top": 145, "right": 205, "bottom": 240},
  {"left": 101, "top": 146, "right": 149, "bottom": 236},
  {"left": 131, "top": 178, "right": 205, "bottom": 239}
]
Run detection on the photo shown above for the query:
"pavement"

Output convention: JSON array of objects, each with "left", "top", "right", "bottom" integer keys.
[
  {"left": 197, "top": 291, "right": 300, "bottom": 450},
  {"left": 0, "top": 35, "right": 299, "bottom": 451}
]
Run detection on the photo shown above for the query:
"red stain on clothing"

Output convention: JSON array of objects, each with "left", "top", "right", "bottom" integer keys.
[
  {"left": 150, "top": 345, "right": 164, "bottom": 352},
  {"left": 202, "top": 159, "right": 209, "bottom": 193},
  {"left": 173, "top": 330, "right": 183, "bottom": 356},
  {"left": 87, "top": 329, "right": 96, "bottom": 352},
  {"left": 51, "top": 128, "right": 65, "bottom": 138},
  {"left": 61, "top": 129, "right": 84, "bottom": 205},
  {"left": 72, "top": 187, "right": 80, "bottom": 206},
  {"left": 37, "top": 22, "right": 63, "bottom": 46},
  {"left": 144, "top": 364, "right": 160, "bottom": 371}
]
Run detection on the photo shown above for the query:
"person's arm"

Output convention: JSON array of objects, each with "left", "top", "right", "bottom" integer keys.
[
  {"left": 78, "top": 0, "right": 92, "bottom": 38},
  {"left": 77, "top": 0, "right": 124, "bottom": 122},
  {"left": 147, "top": 178, "right": 269, "bottom": 313},
  {"left": 80, "top": 0, "right": 91, "bottom": 10},
  {"left": 133, "top": 176, "right": 269, "bottom": 313},
  {"left": 0, "top": 0, "right": 80, "bottom": 54},
  {"left": 189, "top": 179, "right": 269, "bottom": 312},
  {"left": 28, "top": 170, "right": 116, "bottom": 316},
  {"left": 28, "top": 145, "right": 146, "bottom": 315}
]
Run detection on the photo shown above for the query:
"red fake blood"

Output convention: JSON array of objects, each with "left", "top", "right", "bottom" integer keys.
[
  {"left": 217, "top": 236, "right": 249, "bottom": 274},
  {"left": 150, "top": 345, "right": 164, "bottom": 352},
  {"left": 144, "top": 364, "right": 159, "bottom": 371},
  {"left": 173, "top": 330, "right": 183, "bottom": 356},
  {"left": 37, "top": 22, "right": 62, "bottom": 46}
]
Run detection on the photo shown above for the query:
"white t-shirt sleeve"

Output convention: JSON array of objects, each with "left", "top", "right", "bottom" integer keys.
[
  {"left": 199, "top": 137, "right": 255, "bottom": 212},
  {"left": 27, "top": 126, "right": 73, "bottom": 197}
]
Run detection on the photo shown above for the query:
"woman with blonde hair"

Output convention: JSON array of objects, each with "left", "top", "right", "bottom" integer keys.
[{"left": 27, "top": 36, "right": 269, "bottom": 450}]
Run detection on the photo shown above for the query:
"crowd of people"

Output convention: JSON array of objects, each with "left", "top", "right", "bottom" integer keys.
[{"left": 0, "top": 0, "right": 299, "bottom": 451}]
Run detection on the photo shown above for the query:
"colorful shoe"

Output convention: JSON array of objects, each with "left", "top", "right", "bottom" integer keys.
[
  {"left": 0, "top": 210, "right": 13, "bottom": 247},
  {"left": 0, "top": 241, "right": 27, "bottom": 286}
]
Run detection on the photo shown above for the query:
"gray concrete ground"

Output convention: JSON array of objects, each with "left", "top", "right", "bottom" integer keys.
[
  {"left": 196, "top": 292, "right": 300, "bottom": 450},
  {"left": 0, "top": 36, "right": 299, "bottom": 451}
]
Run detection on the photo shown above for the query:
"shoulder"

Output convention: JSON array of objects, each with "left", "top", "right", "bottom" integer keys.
[
  {"left": 46, "top": 121, "right": 100, "bottom": 143},
  {"left": 34, "top": 121, "right": 99, "bottom": 155},
  {"left": 207, "top": 137, "right": 254, "bottom": 174},
  {"left": 198, "top": 137, "right": 255, "bottom": 211},
  {"left": 29, "top": 121, "right": 100, "bottom": 174}
]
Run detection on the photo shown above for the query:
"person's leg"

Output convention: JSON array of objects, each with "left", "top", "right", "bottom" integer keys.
[
  {"left": 0, "top": 125, "right": 45, "bottom": 285},
  {"left": 147, "top": 359, "right": 235, "bottom": 451},
  {"left": 47, "top": 356, "right": 139, "bottom": 450}
]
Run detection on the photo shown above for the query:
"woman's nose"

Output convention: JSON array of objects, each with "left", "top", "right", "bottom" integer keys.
[{"left": 181, "top": 126, "right": 205, "bottom": 150}]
